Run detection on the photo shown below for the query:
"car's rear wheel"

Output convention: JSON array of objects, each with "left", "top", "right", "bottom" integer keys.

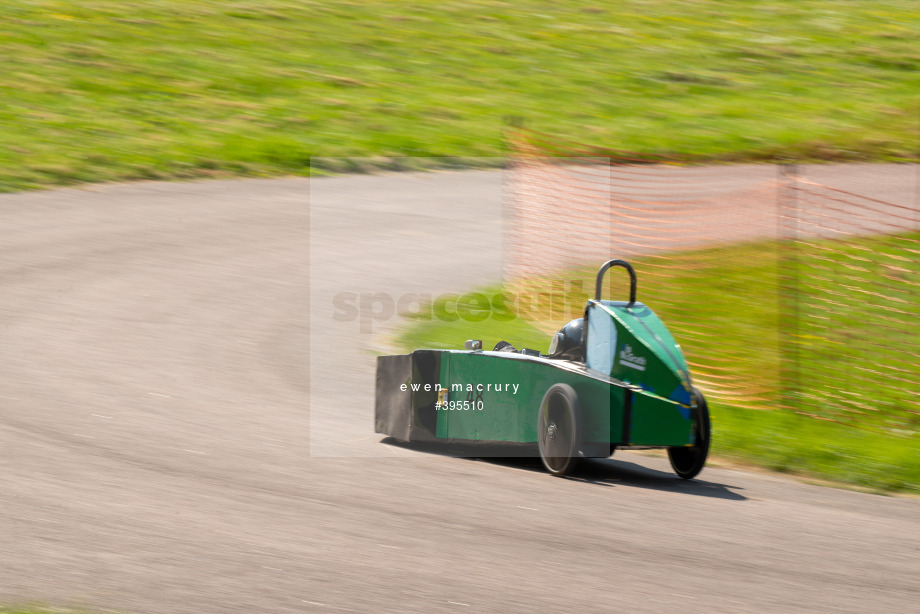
[
  {"left": 667, "top": 387, "right": 711, "bottom": 480},
  {"left": 537, "top": 384, "right": 581, "bottom": 476}
]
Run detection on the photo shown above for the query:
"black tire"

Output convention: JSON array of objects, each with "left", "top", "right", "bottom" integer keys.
[
  {"left": 537, "top": 384, "right": 582, "bottom": 476},
  {"left": 667, "top": 387, "right": 711, "bottom": 480}
]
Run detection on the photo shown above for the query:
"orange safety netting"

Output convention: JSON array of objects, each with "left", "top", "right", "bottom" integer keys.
[{"left": 504, "top": 129, "right": 919, "bottom": 434}]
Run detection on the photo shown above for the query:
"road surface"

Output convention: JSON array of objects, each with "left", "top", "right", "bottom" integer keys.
[{"left": 0, "top": 168, "right": 918, "bottom": 613}]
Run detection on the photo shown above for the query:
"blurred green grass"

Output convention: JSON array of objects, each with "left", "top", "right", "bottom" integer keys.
[
  {"left": 394, "top": 233, "right": 920, "bottom": 493},
  {"left": 395, "top": 291, "right": 552, "bottom": 353},
  {"left": 2, "top": 0, "right": 919, "bottom": 191}
]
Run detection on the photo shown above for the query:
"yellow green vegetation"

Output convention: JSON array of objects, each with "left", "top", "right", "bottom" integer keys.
[{"left": 2, "top": 1, "right": 919, "bottom": 191}]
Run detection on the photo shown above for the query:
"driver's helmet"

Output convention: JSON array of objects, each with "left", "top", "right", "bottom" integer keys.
[{"left": 548, "top": 318, "right": 584, "bottom": 360}]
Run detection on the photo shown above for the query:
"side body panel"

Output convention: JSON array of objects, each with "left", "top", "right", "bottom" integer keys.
[
  {"left": 629, "top": 391, "right": 694, "bottom": 446},
  {"left": 375, "top": 350, "right": 694, "bottom": 447},
  {"left": 437, "top": 351, "right": 621, "bottom": 446}
]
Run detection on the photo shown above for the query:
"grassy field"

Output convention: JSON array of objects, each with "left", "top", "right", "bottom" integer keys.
[
  {"left": 1, "top": 0, "right": 919, "bottom": 191},
  {"left": 394, "top": 233, "right": 920, "bottom": 493}
]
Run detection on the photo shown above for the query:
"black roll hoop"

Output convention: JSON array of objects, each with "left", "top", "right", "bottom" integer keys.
[{"left": 595, "top": 259, "right": 637, "bottom": 306}]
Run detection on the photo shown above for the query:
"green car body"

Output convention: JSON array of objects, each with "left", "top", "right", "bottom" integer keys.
[{"left": 375, "top": 260, "right": 710, "bottom": 479}]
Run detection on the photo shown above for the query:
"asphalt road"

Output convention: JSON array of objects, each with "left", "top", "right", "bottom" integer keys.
[{"left": 1, "top": 168, "right": 918, "bottom": 613}]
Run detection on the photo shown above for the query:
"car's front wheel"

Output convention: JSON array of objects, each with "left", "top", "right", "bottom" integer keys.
[
  {"left": 667, "top": 387, "right": 711, "bottom": 480},
  {"left": 537, "top": 383, "right": 582, "bottom": 476}
]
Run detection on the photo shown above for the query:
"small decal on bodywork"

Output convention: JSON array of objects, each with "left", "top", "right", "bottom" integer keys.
[{"left": 619, "top": 344, "right": 647, "bottom": 371}]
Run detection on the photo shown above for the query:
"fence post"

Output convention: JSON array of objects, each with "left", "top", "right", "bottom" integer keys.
[{"left": 778, "top": 163, "right": 800, "bottom": 414}]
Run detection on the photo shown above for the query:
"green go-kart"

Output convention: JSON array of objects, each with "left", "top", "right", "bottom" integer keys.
[{"left": 375, "top": 260, "right": 710, "bottom": 479}]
